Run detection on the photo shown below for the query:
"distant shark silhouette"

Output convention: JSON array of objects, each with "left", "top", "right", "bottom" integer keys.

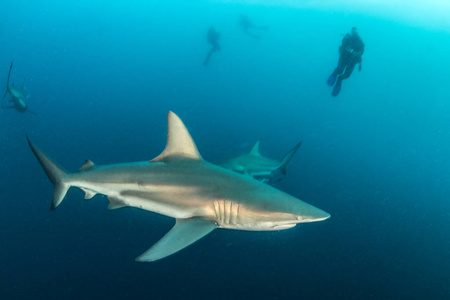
[
  {"left": 220, "top": 140, "right": 302, "bottom": 181},
  {"left": 3, "top": 61, "right": 30, "bottom": 113},
  {"left": 28, "top": 112, "right": 329, "bottom": 262}
]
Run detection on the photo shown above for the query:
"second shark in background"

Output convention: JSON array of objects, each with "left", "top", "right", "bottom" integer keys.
[
  {"left": 220, "top": 140, "right": 302, "bottom": 182},
  {"left": 3, "top": 61, "right": 29, "bottom": 113}
]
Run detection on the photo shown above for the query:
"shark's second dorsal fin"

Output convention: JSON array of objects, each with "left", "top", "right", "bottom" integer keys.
[
  {"left": 151, "top": 111, "right": 202, "bottom": 162},
  {"left": 79, "top": 160, "right": 96, "bottom": 172},
  {"left": 249, "top": 140, "right": 261, "bottom": 156}
]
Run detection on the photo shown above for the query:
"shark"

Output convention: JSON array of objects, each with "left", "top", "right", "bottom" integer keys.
[
  {"left": 27, "top": 111, "right": 329, "bottom": 262},
  {"left": 220, "top": 140, "right": 302, "bottom": 180},
  {"left": 3, "top": 61, "right": 29, "bottom": 113}
]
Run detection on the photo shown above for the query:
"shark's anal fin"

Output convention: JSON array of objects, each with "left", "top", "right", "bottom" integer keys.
[
  {"left": 80, "top": 188, "right": 96, "bottom": 200},
  {"left": 136, "top": 218, "right": 216, "bottom": 262}
]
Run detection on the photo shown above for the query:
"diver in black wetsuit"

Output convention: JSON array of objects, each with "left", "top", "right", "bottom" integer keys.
[
  {"left": 204, "top": 26, "right": 220, "bottom": 66},
  {"left": 239, "top": 14, "right": 268, "bottom": 39},
  {"left": 327, "top": 27, "right": 365, "bottom": 97}
]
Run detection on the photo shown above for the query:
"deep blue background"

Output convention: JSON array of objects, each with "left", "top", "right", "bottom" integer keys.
[{"left": 1, "top": 1, "right": 449, "bottom": 299}]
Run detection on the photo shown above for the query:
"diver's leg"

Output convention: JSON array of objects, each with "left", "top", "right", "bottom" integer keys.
[
  {"left": 332, "top": 76, "right": 343, "bottom": 96},
  {"left": 327, "top": 56, "right": 346, "bottom": 86},
  {"left": 340, "top": 61, "right": 356, "bottom": 80},
  {"left": 253, "top": 25, "right": 269, "bottom": 30},
  {"left": 204, "top": 49, "right": 214, "bottom": 66},
  {"left": 244, "top": 29, "right": 261, "bottom": 39},
  {"left": 331, "top": 61, "right": 357, "bottom": 96}
]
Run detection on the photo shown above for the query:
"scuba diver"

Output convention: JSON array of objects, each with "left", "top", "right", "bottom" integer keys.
[
  {"left": 327, "top": 27, "right": 365, "bottom": 97},
  {"left": 204, "top": 26, "right": 220, "bottom": 66},
  {"left": 239, "top": 14, "right": 268, "bottom": 39}
]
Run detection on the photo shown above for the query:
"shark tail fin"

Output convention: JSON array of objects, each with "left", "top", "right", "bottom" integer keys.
[
  {"left": 280, "top": 142, "right": 302, "bottom": 175},
  {"left": 27, "top": 137, "right": 71, "bottom": 210},
  {"left": 3, "top": 61, "right": 12, "bottom": 99}
]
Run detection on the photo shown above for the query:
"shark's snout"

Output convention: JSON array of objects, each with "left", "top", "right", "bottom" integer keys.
[{"left": 299, "top": 208, "right": 330, "bottom": 223}]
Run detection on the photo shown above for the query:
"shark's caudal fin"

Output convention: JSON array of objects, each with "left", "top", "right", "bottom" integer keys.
[
  {"left": 136, "top": 218, "right": 216, "bottom": 262},
  {"left": 151, "top": 111, "right": 203, "bottom": 162},
  {"left": 27, "top": 137, "right": 71, "bottom": 210},
  {"left": 3, "top": 61, "right": 12, "bottom": 99},
  {"left": 280, "top": 142, "right": 302, "bottom": 175}
]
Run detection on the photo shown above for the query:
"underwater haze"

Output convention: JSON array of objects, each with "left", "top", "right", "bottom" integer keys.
[{"left": 1, "top": 0, "right": 450, "bottom": 299}]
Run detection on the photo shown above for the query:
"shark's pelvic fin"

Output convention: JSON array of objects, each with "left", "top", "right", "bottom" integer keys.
[
  {"left": 136, "top": 218, "right": 216, "bottom": 262},
  {"left": 249, "top": 140, "right": 262, "bottom": 156},
  {"left": 107, "top": 196, "right": 127, "bottom": 210},
  {"left": 79, "top": 160, "right": 96, "bottom": 172},
  {"left": 27, "top": 137, "right": 71, "bottom": 210},
  {"left": 151, "top": 111, "right": 203, "bottom": 162},
  {"left": 280, "top": 142, "right": 302, "bottom": 175}
]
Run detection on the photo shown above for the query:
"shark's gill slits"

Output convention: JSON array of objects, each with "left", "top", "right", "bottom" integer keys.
[{"left": 214, "top": 200, "right": 239, "bottom": 225}]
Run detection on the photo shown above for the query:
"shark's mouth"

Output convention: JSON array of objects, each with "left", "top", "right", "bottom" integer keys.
[
  {"left": 271, "top": 223, "right": 297, "bottom": 230},
  {"left": 298, "top": 215, "right": 331, "bottom": 223}
]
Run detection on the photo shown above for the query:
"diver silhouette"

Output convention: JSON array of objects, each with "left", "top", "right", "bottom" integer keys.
[
  {"left": 204, "top": 26, "right": 221, "bottom": 66},
  {"left": 327, "top": 27, "right": 365, "bottom": 97},
  {"left": 239, "top": 14, "right": 268, "bottom": 39}
]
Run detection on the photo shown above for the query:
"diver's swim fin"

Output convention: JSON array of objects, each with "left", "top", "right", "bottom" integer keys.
[
  {"left": 331, "top": 78, "right": 342, "bottom": 97},
  {"left": 327, "top": 74, "right": 336, "bottom": 86}
]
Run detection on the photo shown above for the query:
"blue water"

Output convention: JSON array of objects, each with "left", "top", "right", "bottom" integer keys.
[{"left": 1, "top": 1, "right": 450, "bottom": 299}]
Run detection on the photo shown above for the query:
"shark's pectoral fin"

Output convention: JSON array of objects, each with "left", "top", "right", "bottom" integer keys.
[{"left": 136, "top": 218, "right": 216, "bottom": 262}]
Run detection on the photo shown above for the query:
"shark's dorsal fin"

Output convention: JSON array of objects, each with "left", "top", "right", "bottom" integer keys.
[
  {"left": 249, "top": 140, "right": 262, "bottom": 156},
  {"left": 79, "top": 160, "right": 96, "bottom": 172},
  {"left": 151, "top": 111, "right": 202, "bottom": 162}
]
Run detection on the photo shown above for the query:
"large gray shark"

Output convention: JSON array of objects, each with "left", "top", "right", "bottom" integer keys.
[
  {"left": 28, "top": 112, "right": 329, "bottom": 262},
  {"left": 220, "top": 140, "right": 301, "bottom": 179},
  {"left": 3, "top": 61, "right": 28, "bottom": 113}
]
